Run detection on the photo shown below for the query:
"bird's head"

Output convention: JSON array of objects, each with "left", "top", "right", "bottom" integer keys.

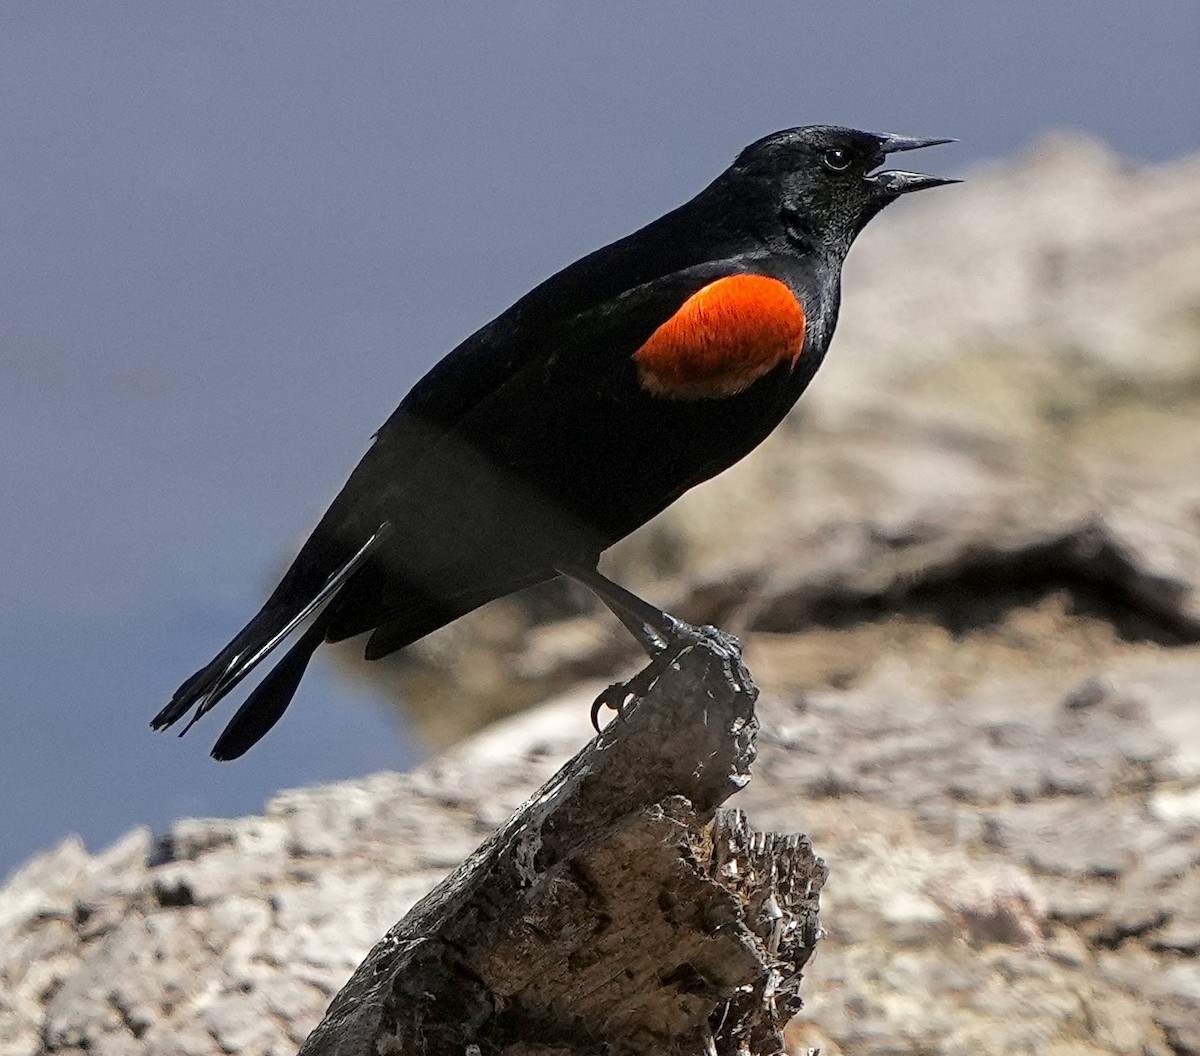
[{"left": 724, "top": 125, "right": 958, "bottom": 257}]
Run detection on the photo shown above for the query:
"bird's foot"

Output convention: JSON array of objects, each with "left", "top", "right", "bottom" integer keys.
[
  {"left": 589, "top": 620, "right": 742, "bottom": 732},
  {"left": 591, "top": 644, "right": 680, "bottom": 732}
]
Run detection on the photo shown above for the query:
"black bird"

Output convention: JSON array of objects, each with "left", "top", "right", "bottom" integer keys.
[{"left": 153, "top": 126, "right": 956, "bottom": 759}]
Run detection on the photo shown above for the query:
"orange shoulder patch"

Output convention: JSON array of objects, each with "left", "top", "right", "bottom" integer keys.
[{"left": 633, "top": 274, "right": 806, "bottom": 399}]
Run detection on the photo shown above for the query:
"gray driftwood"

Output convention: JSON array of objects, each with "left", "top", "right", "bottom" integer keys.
[{"left": 299, "top": 627, "right": 825, "bottom": 1056}]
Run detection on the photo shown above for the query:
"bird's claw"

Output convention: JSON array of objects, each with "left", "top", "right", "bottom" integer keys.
[
  {"left": 589, "top": 644, "right": 682, "bottom": 733},
  {"left": 589, "top": 680, "right": 635, "bottom": 733}
]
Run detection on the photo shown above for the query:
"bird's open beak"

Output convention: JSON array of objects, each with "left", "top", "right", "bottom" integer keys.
[{"left": 868, "top": 134, "right": 959, "bottom": 195}]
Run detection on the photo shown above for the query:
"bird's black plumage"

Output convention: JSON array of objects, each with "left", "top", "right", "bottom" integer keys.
[{"left": 153, "top": 125, "right": 956, "bottom": 758}]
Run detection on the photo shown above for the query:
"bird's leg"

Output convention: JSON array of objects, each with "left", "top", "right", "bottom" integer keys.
[
  {"left": 558, "top": 564, "right": 691, "bottom": 730},
  {"left": 561, "top": 564, "right": 678, "bottom": 656}
]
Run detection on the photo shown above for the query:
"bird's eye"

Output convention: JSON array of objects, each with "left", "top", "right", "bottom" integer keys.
[{"left": 821, "top": 148, "right": 852, "bottom": 172}]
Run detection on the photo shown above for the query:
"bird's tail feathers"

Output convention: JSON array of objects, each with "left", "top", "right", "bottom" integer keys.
[
  {"left": 209, "top": 609, "right": 331, "bottom": 760},
  {"left": 151, "top": 523, "right": 392, "bottom": 744}
]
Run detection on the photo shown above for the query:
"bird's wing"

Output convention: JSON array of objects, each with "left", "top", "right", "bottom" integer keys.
[
  {"left": 318, "top": 257, "right": 806, "bottom": 643},
  {"left": 376, "top": 256, "right": 794, "bottom": 451},
  {"left": 316, "top": 258, "right": 782, "bottom": 538}
]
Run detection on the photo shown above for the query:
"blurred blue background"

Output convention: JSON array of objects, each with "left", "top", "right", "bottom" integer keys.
[{"left": 2, "top": 1, "right": 1197, "bottom": 879}]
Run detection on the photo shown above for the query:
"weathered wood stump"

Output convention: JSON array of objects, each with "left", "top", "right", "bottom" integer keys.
[{"left": 299, "top": 627, "right": 825, "bottom": 1056}]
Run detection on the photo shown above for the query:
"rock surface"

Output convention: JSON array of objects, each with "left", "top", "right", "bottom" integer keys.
[{"left": 3, "top": 136, "right": 1199, "bottom": 1055}]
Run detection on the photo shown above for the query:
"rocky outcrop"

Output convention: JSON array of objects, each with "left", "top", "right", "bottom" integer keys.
[{"left": 3, "top": 136, "right": 1199, "bottom": 1055}]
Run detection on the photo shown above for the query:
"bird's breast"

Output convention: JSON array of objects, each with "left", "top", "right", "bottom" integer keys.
[{"left": 632, "top": 274, "right": 807, "bottom": 400}]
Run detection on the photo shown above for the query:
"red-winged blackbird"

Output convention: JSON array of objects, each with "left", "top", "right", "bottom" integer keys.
[{"left": 153, "top": 126, "right": 956, "bottom": 759}]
